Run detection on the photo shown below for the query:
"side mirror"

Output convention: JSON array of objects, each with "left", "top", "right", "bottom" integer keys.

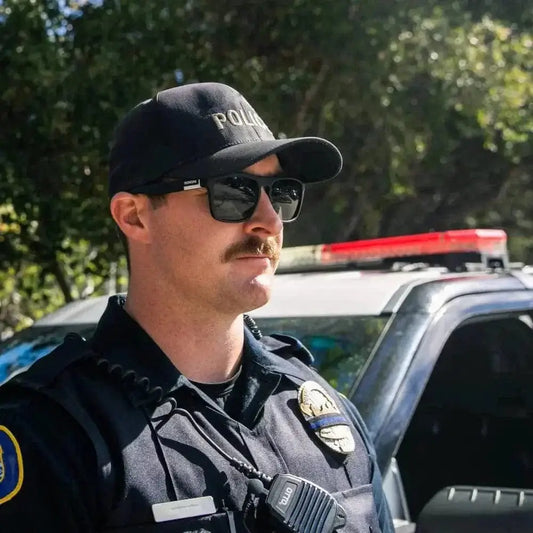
[{"left": 417, "top": 486, "right": 533, "bottom": 533}]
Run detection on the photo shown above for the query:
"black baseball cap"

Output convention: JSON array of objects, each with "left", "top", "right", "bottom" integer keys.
[{"left": 108, "top": 82, "right": 343, "bottom": 197}]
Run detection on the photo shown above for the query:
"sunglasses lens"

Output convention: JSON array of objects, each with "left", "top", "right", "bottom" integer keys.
[
  {"left": 209, "top": 176, "right": 259, "bottom": 222},
  {"left": 270, "top": 179, "right": 303, "bottom": 221},
  {"left": 208, "top": 175, "right": 304, "bottom": 222}
]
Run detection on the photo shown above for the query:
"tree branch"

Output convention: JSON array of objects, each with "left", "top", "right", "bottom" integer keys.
[
  {"left": 48, "top": 258, "right": 74, "bottom": 303},
  {"left": 295, "top": 62, "right": 330, "bottom": 135}
]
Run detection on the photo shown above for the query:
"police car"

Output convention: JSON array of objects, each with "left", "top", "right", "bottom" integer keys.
[{"left": 1, "top": 229, "right": 532, "bottom": 531}]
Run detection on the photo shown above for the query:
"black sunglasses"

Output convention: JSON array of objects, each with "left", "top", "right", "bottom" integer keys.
[{"left": 129, "top": 173, "right": 305, "bottom": 223}]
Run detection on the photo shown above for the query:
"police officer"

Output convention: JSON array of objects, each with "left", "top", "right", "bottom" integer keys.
[{"left": 0, "top": 83, "right": 394, "bottom": 532}]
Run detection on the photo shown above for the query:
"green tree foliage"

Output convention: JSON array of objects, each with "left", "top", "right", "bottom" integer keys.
[{"left": 0, "top": 0, "right": 531, "bottom": 335}]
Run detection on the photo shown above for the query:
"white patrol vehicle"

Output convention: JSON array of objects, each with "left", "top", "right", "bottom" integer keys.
[{"left": 1, "top": 229, "right": 532, "bottom": 532}]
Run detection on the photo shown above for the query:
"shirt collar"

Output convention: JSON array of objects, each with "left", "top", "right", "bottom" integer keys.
[
  {"left": 89, "top": 295, "right": 309, "bottom": 406},
  {"left": 90, "top": 296, "right": 187, "bottom": 404}
]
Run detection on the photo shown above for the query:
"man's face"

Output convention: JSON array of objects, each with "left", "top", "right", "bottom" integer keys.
[{"left": 144, "top": 154, "right": 284, "bottom": 315}]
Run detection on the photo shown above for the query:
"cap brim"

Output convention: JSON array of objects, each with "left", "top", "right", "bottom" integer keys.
[{"left": 175, "top": 137, "right": 342, "bottom": 183}]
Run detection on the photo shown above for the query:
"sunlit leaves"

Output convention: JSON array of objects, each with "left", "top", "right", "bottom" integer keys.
[{"left": 0, "top": 0, "right": 531, "bottom": 336}]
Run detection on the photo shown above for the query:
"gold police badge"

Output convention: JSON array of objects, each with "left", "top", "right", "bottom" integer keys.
[{"left": 298, "top": 381, "right": 355, "bottom": 455}]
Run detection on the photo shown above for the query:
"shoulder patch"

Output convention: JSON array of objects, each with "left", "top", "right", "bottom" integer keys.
[{"left": 0, "top": 426, "right": 24, "bottom": 504}]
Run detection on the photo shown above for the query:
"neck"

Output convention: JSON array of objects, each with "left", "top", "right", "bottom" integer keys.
[{"left": 124, "top": 282, "right": 245, "bottom": 383}]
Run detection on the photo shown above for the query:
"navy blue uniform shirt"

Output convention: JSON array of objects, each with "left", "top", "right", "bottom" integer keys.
[{"left": 0, "top": 296, "right": 393, "bottom": 532}]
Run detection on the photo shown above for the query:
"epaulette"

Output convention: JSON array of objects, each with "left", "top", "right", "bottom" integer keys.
[
  {"left": 260, "top": 333, "right": 315, "bottom": 366},
  {"left": 6, "top": 333, "right": 95, "bottom": 391}
]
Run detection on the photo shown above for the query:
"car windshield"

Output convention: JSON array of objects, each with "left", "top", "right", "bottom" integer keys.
[{"left": 0, "top": 316, "right": 389, "bottom": 392}]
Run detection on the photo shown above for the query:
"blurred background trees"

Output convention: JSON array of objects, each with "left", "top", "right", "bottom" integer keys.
[{"left": 0, "top": 0, "right": 531, "bottom": 336}]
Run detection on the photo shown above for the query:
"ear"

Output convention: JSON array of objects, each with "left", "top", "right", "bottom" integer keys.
[{"left": 110, "top": 193, "right": 152, "bottom": 245}]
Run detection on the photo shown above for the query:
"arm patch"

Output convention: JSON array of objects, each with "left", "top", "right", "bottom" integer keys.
[{"left": 0, "top": 425, "right": 24, "bottom": 504}]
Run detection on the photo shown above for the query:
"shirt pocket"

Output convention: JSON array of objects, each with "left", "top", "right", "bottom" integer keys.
[{"left": 333, "top": 484, "right": 382, "bottom": 533}]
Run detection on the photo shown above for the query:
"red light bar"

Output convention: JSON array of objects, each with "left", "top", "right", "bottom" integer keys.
[
  {"left": 323, "top": 229, "right": 507, "bottom": 263},
  {"left": 279, "top": 229, "right": 508, "bottom": 270}
]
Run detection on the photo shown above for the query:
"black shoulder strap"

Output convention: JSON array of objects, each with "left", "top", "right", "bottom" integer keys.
[
  {"left": 259, "top": 333, "right": 315, "bottom": 366},
  {"left": 8, "top": 333, "right": 95, "bottom": 391}
]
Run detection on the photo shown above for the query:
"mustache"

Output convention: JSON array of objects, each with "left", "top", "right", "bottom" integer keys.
[{"left": 223, "top": 236, "right": 281, "bottom": 263}]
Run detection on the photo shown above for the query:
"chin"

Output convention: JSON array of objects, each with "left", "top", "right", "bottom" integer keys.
[{"left": 240, "top": 276, "right": 273, "bottom": 312}]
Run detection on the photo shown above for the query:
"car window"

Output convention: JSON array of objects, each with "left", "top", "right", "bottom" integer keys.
[
  {"left": 0, "top": 316, "right": 388, "bottom": 391},
  {"left": 396, "top": 313, "right": 533, "bottom": 519},
  {"left": 255, "top": 315, "right": 389, "bottom": 395}
]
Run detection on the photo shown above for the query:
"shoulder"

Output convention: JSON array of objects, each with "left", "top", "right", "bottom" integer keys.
[
  {"left": 0, "top": 333, "right": 99, "bottom": 454},
  {"left": 0, "top": 332, "right": 99, "bottom": 432},
  {"left": 259, "top": 333, "right": 315, "bottom": 366},
  {"left": 0, "top": 334, "right": 117, "bottom": 515},
  {"left": 5, "top": 332, "right": 95, "bottom": 393},
  {"left": 0, "top": 332, "right": 115, "bottom": 466},
  {"left": 0, "top": 332, "right": 115, "bottom": 423}
]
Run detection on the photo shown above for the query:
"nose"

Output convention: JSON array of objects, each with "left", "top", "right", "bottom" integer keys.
[{"left": 242, "top": 188, "right": 283, "bottom": 237}]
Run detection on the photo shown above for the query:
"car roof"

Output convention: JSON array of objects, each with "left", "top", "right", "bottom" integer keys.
[
  {"left": 253, "top": 269, "right": 460, "bottom": 317},
  {"left": 34, "top": 269, "right": 533, "bottom": 326}
]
